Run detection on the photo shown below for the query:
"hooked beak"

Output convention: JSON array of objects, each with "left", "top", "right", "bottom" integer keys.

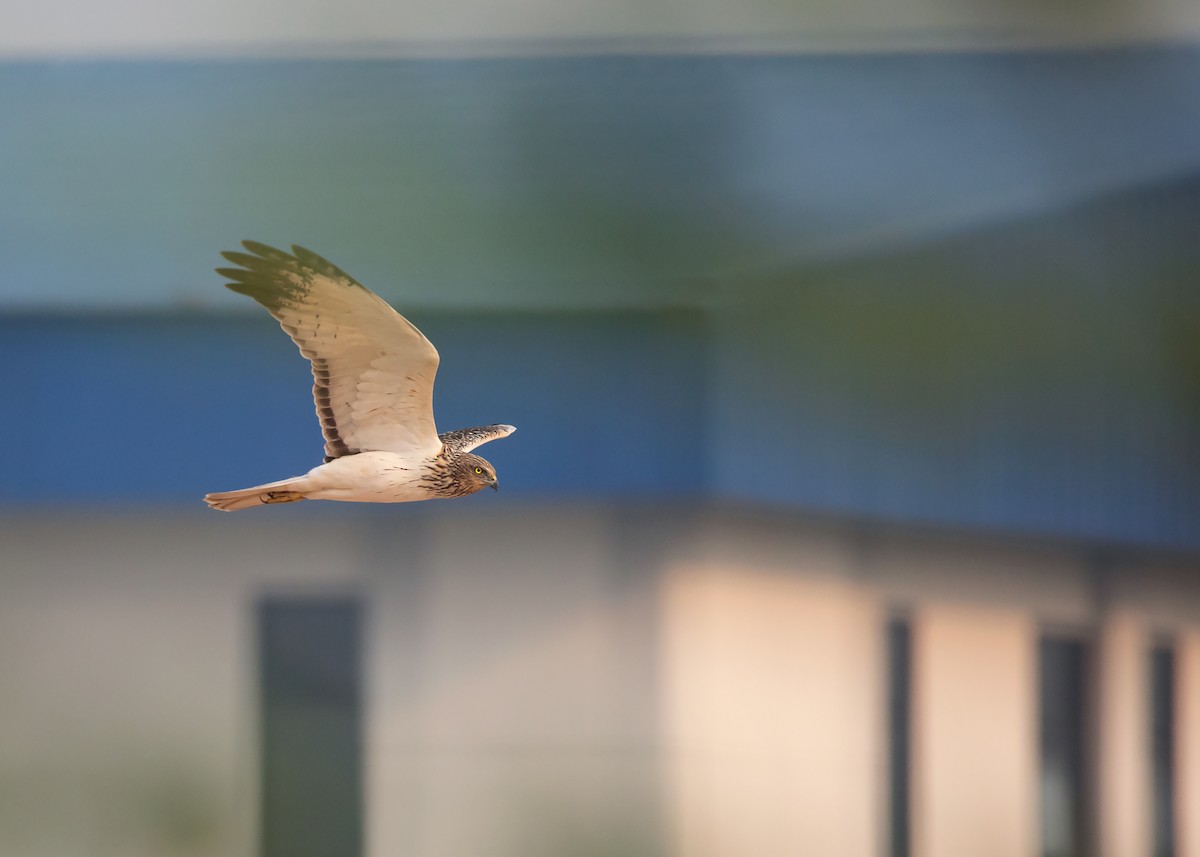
[{"left": 490, "top": 479, "right": 498, "bottom": 492}]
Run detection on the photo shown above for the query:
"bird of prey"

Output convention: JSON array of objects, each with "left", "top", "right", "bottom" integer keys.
[{"left": 204, "top": 241, "right": 514, "bottom": 511}]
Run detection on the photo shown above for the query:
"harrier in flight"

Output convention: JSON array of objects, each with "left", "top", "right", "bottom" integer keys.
[{"left": 204, "top": 241, "right": 514, "bottom": 511}]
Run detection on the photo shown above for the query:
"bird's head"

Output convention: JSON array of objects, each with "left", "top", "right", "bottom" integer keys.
[{"left": 454, "top": 453, "right": 499, "bottom": 493}]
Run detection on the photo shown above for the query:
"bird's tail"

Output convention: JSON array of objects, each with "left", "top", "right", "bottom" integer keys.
[{"left": 204, "top": 476, "right": 309, "bottom": 512}]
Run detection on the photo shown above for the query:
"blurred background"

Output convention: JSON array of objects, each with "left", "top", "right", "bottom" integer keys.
[{"left": 2, "top": 2, "right": 1200, "bottom": 856}]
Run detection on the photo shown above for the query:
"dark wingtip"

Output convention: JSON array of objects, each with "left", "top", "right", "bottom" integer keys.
[
  {"left": 241, "top": 239, "right": 284, "bottom": 256},
  {"left": 218, "top": 250, "right": 253, "bottom": 268},
  {"left": 215, "top": 241, "right": 360, "bottom": 304},
  {"left": 290, "top": 244, "right": 359, "bottom": 285}
]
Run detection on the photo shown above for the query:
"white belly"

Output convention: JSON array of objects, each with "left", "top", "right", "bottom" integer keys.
[{"left": 301, "top": 451, "right": 434, "bottom": 503}]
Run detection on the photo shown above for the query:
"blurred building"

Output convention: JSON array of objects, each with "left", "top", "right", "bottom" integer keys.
[{"left": 2, "top": 6, "right": 1200, "bottom": 857}]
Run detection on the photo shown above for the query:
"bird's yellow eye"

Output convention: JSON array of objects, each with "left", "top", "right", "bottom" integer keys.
[{"left": 474, "top": 467, "right": 484, "bottom": 474}]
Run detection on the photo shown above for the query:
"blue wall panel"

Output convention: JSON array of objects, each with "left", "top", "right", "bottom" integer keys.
[
  {"left": 3, "top": 302, "right": 1197, "bottom": 551},
  {"left": 0, "top": 311, "right": 708, "bottom": 506},
  {"left": 709, "top": 248, "right": 1200, "bottom": 552}
]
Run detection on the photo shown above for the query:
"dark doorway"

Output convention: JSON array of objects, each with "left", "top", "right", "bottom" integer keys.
[{"left": 258, "top": 597, "right": 363, "bottom": 857}]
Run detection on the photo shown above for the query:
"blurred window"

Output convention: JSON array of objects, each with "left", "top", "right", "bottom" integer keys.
[
  {"left": 258, "top": 597, "right": 364, "bottom": 857},
  {"left": 1151, "top": 644, "right": 1176, "bottom": 857},
  {"left": 888, "top": 617, "right": 911, "bottom": 857},
  {"left": 1039, "top": 636, "right": 1090, "bottom": 857}
]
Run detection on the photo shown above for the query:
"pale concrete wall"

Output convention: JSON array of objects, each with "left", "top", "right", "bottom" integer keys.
[
  {"left": 0, "top": 512, "right": 370, "bottom": 857},
  {"left": 366, "top": 508, "right": 664, "bottom": 857},
  {"left": 0, "top": 507, "right": 668, "bottom": 857},
  {"left": 910, "top": 605, "right": 1038, "bottom": 857},
  {"left": 1095, "top": 612, "right": 1152, "bottom": 857},
  {"left": 658, "top": 563, "right": 883, "bottom": 857},
  {"left": 1179, "top": 631, "right": 1200, "bottom": 857},
  {"left": 0, "top": 506, "right": 1197, "bottom": 857}
]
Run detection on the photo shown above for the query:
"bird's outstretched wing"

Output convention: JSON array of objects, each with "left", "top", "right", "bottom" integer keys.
[
  {"left": 439, "top": 424, "right": 516, "bottom": 457},
  {"left": 217, "top": 241, "right": 443, "bottom": 460}
]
